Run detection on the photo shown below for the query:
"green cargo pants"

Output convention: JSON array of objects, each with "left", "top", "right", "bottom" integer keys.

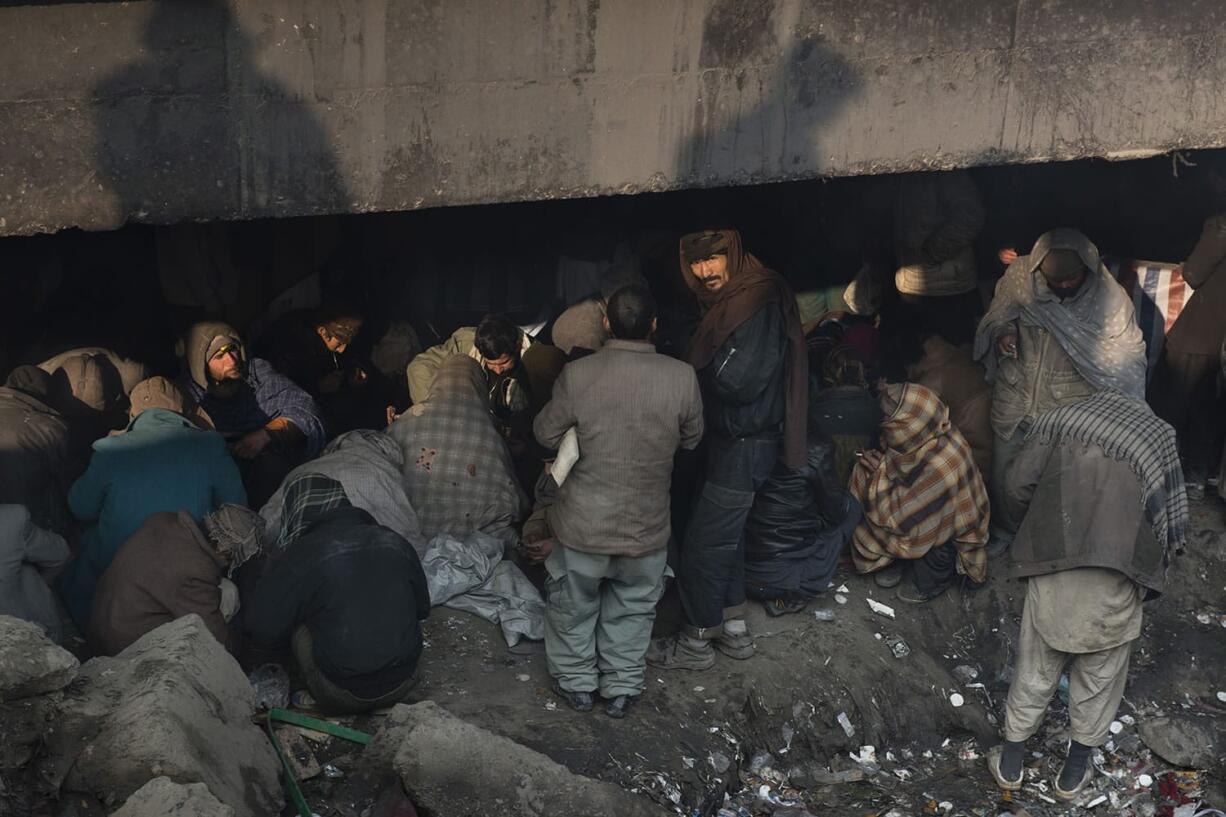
[{"left": 544, "top": 544, "right": 667, "bottom": 699}]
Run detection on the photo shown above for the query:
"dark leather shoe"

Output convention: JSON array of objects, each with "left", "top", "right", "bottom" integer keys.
[
  {"left": 550, "top": 680, "right": 593, "bottom": 712},
  {"left": 604, "top": 694, "right": 636, "bottom": 719}
]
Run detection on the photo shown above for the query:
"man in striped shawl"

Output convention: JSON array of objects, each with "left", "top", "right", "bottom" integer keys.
[
  {"left": 987, "top": 391, "right": 1185, "bottom": 801},
  {"left": 850, "top": 382, "right": 990, "bottom": 603}
]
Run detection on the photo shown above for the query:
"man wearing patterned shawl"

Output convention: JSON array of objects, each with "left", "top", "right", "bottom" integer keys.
[{"left": 850, "top": 382, "right": 989, "bottom": 603}]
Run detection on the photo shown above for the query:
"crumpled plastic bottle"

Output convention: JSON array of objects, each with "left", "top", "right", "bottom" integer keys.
[{"left": 248, "top": 663, "right": 290, "bottom": 710}]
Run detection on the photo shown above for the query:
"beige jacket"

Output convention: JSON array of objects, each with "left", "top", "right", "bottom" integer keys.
[
  {"left": 406, "top": 326, "right": 533, "bottom": 404},
  {"left": 989, "top": 320, "right": 1095, "bottom": 440}
]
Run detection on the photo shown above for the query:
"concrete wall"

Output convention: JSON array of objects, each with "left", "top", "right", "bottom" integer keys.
[{"left": 2, "top": 0, "right": 1225, "bottom": 236}]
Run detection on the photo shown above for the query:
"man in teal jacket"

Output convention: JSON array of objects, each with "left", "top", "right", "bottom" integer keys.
[{"left": 57, "top": 377, "right": 246, "bottom": 626}]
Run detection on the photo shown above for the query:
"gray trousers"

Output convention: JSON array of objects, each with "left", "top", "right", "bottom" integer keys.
[
  {"left": 544, "top": 545, "right": 667, "bottom": 698},
  {"left": 1003, "top": 598, "right": 1132, "bottom": 746},
  {"left": 990, "top": 428, "right": 1028, "bottom": 541}
]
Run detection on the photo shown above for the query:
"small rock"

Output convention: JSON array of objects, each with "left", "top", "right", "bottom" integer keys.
[
  {"left": 1138, "top": 715, "right": 1221, "bottom": 768},
  {"left": 111, "top": 777, "right": 234, "bottom": 817},
  {"left": 0, "top": 615, "right": 79, "bottom": 701},
  {"left": 515, "top": 674, "right": 530, "bottom": 682},
  {"left": 1137, "top": 773, "right": 1154, "bottom": 788},
  {"left": 949, "top": 693, "right": 965, "bottom": 707}
]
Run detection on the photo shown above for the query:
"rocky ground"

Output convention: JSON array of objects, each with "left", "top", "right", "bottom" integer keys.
[{"left": 300, "top": 499, "right": 1226, "bottom": 817}]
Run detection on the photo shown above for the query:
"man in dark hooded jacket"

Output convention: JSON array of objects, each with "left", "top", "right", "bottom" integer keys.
[
  {"left": 647, "top": 229, "right": 808, "bottom": 670},
  {"left": 179, "top": 321, "right": 326, "bottom": 508}
]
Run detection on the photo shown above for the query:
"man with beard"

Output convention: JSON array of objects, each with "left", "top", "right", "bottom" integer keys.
[
  {"left": 179, "top": 322, "right": 326, "bottom": 508},
  {"left": 647, "top": 229, "right": 808, "bottom": 670}
]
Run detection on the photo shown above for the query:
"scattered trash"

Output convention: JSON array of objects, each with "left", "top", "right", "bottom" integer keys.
[
  {"left": 866, "top": 598, "right": 896, "bottom": 619},
  {"left": 1217, "top": 691, "right": 1226, "bottom": 703},
  {"left": 248, "top": 663, "right": 291, "bottom": 710},
  {"left": 1196, "top": 612, "right": 1213, "bottom": 625},
  {"left": 693, "top": 685, "right": 705, "bottom": 692},
  {"left": 813, "top": 609, "right": 836, "bottom": 621},
  {"left": 836, "top": 711, "right": 855, "bottom": 737},
  {"left": 273, "top": 726, "right": 322, "bottom": 781},
  {"left": 321, "top": 762, "right": 344, "bottom": 779},
  {"left": 835, "top": 594, "right": 848, "bottom": 605},
  {"left": 543, "top": 700, "right": 558, "bottom": 711},
  {"left": 1109, "top": 720, "right": 1124, "bottom": 734},
  {"left": 835, "top": 584, "right": 849, "bottom": 594},
  {"left": 949, "top": 693, "right": 964, "bottom": 708},
  {"left": 850, "top": 745, "right": 877, "bottom": 766},
  {"left": 1085, "top": 794, "right": 1108, "bottom": 808},
  {"left": 515, "top": 673, "right": 529, "bottom": 682},
  {"left": 938, "top": 802, "right": 953, "bottom": 814},
  {"left": 885, "top": 634, "right": 910, "bottom": 658},
  {"left": 1137, "top": 773, "right": 1154, "bottom": 787},
  {"left": 952, "top": 665, "right": 979, "bottom": 684},
  {"left": 708, "top": 751, "right": 732, "bottom": 774}
]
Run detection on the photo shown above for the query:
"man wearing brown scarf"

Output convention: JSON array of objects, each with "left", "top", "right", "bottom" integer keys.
[{"left": 647, "top": 229, "right": 808, "bottom": 670}]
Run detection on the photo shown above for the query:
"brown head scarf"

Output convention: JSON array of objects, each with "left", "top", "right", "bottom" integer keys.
[{"left": 680, "top": 229, "right": 809, "bottom": 468}]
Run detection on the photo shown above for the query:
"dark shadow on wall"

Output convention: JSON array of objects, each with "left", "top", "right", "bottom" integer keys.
[{"left": 79, "top": 0, "right": 352, "bottom": 359}]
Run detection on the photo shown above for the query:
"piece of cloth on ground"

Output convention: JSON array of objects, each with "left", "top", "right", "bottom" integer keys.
[
  {"left": 260, "top": 430, "right": 425, "bottom": 554},
  {"left": 388, "top": 355, "right": 528, "bottom": 545},
  {"left": 850, "top": 383, "right": 989, "bottom": 582},
  {"left": 421, "top": 531, "right": 545, "bottom": 646}
]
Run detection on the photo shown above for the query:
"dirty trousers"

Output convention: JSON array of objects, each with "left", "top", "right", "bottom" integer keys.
[
  {"left": 1002, "top": 597, "right": 1132, "bottom": 747},
  {"left": 989, "top": 427, "right": 1027, "bottom": 541},
  {"left": 677, "top": 434, "right": 778, "bottom": 636},
  {"left": 545, "top": 545, "right": 667, "bottom": 698}
]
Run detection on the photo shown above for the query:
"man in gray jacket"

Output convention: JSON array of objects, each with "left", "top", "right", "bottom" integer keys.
[
  {"left": 532, "top": 286, "right": 704, "bottom": 718},
  {"left": 987, "top": 392, "right": 1183, "bottom": 801}
]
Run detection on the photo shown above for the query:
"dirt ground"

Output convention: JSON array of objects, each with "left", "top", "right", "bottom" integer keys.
[{"left": 294, "top": 497, "right": 1225, "bottom": 817}]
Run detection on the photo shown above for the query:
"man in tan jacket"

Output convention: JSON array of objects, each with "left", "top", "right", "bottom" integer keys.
[{"left": 532, "top": 286, "right": 703, "bottom": 718}]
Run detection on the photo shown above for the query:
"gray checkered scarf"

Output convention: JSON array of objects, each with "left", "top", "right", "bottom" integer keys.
[
  {"left": 1027, "top": 391, "right": 1187, "bottom": 553},
  {"left": 387, "top": 355, "right": 527, "bottom": 544},
  {"left": 277, "top": 473, "right": 351, "bottom": 548}
]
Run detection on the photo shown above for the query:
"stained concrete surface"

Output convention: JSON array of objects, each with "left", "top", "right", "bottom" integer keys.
[
  {"left": 3, "top": 0, "right": 1226, "bottom": 235},
  {"left": 292, "top": 498, "right": 1226, "bottom": 817}
]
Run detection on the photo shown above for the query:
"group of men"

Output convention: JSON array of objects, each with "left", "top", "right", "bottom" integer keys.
[{"left": 0, "top": 204, "right": 1213, "bottom": 798}]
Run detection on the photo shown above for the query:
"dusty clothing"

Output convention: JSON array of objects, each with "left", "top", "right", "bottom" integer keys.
[
  {"left": 39, "top": 346, "right": 149, "bottom": 398},
  {"left": 850, "top": 384, "right": 989, "bottom": 582},
  {"left": 552, "top": 297, "right": 609, "bottom": 356},
  {"left": 907, "top": 336, "right": 993, "bottom": 477},
  {"left": 388, "top": 356, "right": 528, "bottom": 545},
  {"left": 88, "top": 511, "right": 231, "bottom": 656},
  {"left": 1166, "top": 213, "right": 1226, "bottom": 356},
  {"left": 809, "top": 384, "right": 882, "bottom": 485},
  {"left": 894, "top": 170, "right": 985, "bottom": 297},
  {"left": 1006, "top": 395, "right": 1184, "bottom": 596},
  {"left": 533, "top": 340, "right": 704, "bottom": 557},
  {"left": 179, "top": 321, "right": 327, "bottom": 456},
  {"left": 681, "top": 229, "right": 809, "bottom": 468},
  {"left": 0, "top": 385, "right": 80, "bottom": 532},
  {"left": 744, "top": 438, "right": 862, "bottom": 599},
  {"left": 272, "top": 473, "right": 350, "bottom": 548},
  {"left": 261, "top": 430, "right": 425, "bottom": 554},
  {"left": 58, "top": 408, "right": 246, "bottom": 627},
  {"left": 544, "top": 545, "right": 667, "bottom": 697},
  {"left": 1003, "top": 572, "right": 1137, "bottom": 746},
  {"left": 406, "top": 325, "right": 532, "bottom": 406},
  {"left": 974, "top": 230, "right": 1147, "bottom": 430},
  {"left": 0, "top": 505, "right": 70, "bottom": 643},
  {"left": 292, "top": 626, "right": 419, "bottom": 714},
  {"left": 242, "top": 507, "right": 430, "bottom": 700}
]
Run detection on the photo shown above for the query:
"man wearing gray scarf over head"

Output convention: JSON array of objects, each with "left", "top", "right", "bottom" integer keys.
[{"left": 974, "top": 229, "right": 1146, "bottom": 553}]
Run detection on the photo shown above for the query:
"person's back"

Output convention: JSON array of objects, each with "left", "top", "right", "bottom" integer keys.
[
  {"left": 0, "top": 375, "right": 79, "bottom": 531},
  {"left": 0, "top": 504, "right": 70, "bottom": 643},
  {"left": 541, "top": 342, "right": 703, "bottom": 555},
  {"left": 242, "top": 506, "right": 429, "bottom": 702}
]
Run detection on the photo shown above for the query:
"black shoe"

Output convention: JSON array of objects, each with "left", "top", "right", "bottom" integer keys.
[
  {"left": 604, "top": 694, "right": 636, "bottom": 719},
  {"left": 550, "top": 680, "right": 593, "bottom": 712}
]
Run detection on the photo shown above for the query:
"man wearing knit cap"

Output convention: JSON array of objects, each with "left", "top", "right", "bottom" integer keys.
[
  {"left": 179, "top": 322, "right": 326, "bottom": 508},
  {"left": 974, "top": 229, "right": 1145, "bottom": 555},
  {"left": 89, "top": 503, "right": 264, "bottom": 655},
  {"left": 647, "top": 229, "right": 808, "bottom": 670}
]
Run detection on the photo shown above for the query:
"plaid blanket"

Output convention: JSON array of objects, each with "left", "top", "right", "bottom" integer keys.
[
  {"left": 276, "top": 473, "right": 350, "bottom": 548},
  {"left": 1108, "top": 258, "right": 1196, "bottom": 381},
  {"left": 387, "top": 355, "right": 527, "bottom": 545},
  {"left": 1027, "top": 390, "right": 1187, "bottom": 554},
  {"left": 850, "top": 383, "right": 989, "bottom": 582}
]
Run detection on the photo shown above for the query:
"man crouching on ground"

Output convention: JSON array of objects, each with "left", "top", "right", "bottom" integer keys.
[
  {"left": 532, "top": 285, "right": 704, "bottom": 718},
  {"left": 987, "top": 392, "right": 1185, "bottom": 800}
]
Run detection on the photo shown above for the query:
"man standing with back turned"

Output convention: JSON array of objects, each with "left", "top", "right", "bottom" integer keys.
[
  {"left": 533, "top": 286, "right": 704, "bottom": 717},
  {"left": 648, "top": 229, "right": 808, "bottom": 670}
]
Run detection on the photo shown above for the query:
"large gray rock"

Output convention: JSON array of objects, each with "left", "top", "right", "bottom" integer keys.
[
  {"left": 370, "top": 701, "right": 668, "bottom": 817},
  {"left": 0, "top": 615, "right": 78, "bottom": 701},
  {"left": 111, "top": 777, "right": 235, "bottom": 817},
  {"left": 38, "top": 615, "right": 282, "bottom": 816},
  {"left": 1138, "top": 715, "right": 1223, "bottom": 770}
]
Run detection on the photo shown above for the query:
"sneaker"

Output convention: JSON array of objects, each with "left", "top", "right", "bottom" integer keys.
[
  {"left": 986, "top": 745, "right": 1023, "bottom": 791},
  {"left": 873, "top": 562, "right": 904, "bottom": 589},
  {"left": 549, "top": 679, "right": 594, "bottom": 712},
  {"left": 1053, "top": 760, "right": 1094, "bottom": 801},
  {"left": 896, "top": 580, "right": 950, "bottom": 604},
  {"left": 604, "top": 694, "right": 636, "bottom": 719},
  {"left": 645, "top": 634, "right": 716, "bottom": 671},
  {"left": 713, "top": 622, "right": 755, "bottom": 660}
]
